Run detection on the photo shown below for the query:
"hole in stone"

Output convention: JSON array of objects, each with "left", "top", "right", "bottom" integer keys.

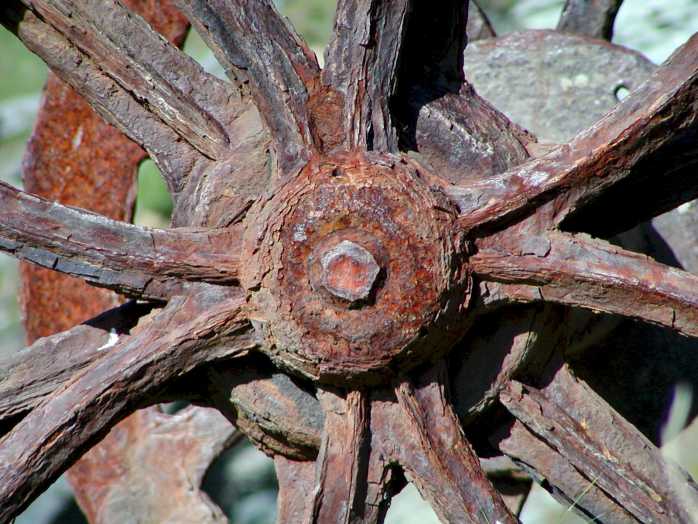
[
  {"left": 614, "top": 84, "right": 630, "bottom": 102},
  {"left": 202, "top": 437, "right": 278, "bottom": 523},
  {"left": 133, "top": 159, "right": 173, "bottom": 227}
]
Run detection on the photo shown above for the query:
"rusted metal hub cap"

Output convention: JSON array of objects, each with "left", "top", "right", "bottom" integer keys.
[{"left": 242, "top": 151, "right": 471, "bottom": 384}]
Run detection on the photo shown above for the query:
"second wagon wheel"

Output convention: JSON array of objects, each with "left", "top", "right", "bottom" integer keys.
[{"left": 0, "top": 0, "right": 697, "bottom": 523}]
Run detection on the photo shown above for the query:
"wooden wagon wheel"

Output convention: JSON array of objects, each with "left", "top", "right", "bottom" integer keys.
[{"left": 1, "top": 0, "right": 697, "bottom": 522}]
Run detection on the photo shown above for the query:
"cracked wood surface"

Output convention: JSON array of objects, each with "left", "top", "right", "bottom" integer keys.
[
  {"left": 310, "top": 389, "right": 391, "bottom": 524},
  {"left": 391, "top": 365, "right": 517, "bottom": 524},
  {"left": 176, "top": 0, "right": 319, "bottom": 176},
  {"left": 0, "top": 302, "right": 152, "bottom": 426},
  {"left": 0, "top": 0, "right": 244, "bottom": 192},
  {"left": 0, "top": 181, "right": 243, "bottom": 300},
  {"left": 18, "top": 0, "right": 236, "bottom": 161},
  {"left": 12, "top": 4, "right": 235, "bottom": 520},
  {"left": 275, "top": 456, "right": 316, "bottom": 523},
  {"left": 472, "top": 230, "right": 698, "bottom": 338},
  {"left": 497, "top": 363, "right": 698, "bottom": 522},
  {"left": 18, "top": 70, "right": 147, "bottom": 340},
  {"left": 1, "top": 0, "right": 698, "bottom": 521},
  {"left": 322, "top": 0, "right": 410, "bottom": 152},
  {"left": 1, "top": 6, "right": 203, "bottom": 193},
  {"left": 0, "top": 288, "right": 255, "bottom": 520}
]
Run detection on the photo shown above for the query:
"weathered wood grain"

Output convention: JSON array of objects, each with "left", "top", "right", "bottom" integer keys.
[
  {"left": 322, "top": 0, "right": 410, "bottom": 152},
  {"left": 391, "top": 364, "right": 516, "bottom": 524},
  {"left": 18, "top": 0, "right": 236, "bottom": 161},
  {"left": 0, "top": 287, "right": 255, "bottom": 521},
  {"left": 473, "top": 230, "right": 698, "bottom": 338},
  {"left": 310, "top": 390, "right": 385, "bottom": 523},
  {"left": 176, "top": 0, "right": 319, "bottom": 176},
  {"left": 275, "top": 456, "right": 316, "bottom": 523},
  {"left": 0, "top": 4, "right": 201, "bottom": 191},
  {"left": 0, "top": 181, "right": 243, "bottom": 300},
  {"left": 498, "top": 367, "right": 698, "bottom": 522},
  {"left": 454, "top": 34, "right": 698, "bottom": 237},
  {"left": 0, "top": 301, "right": 152, "bottom": 425},
  {"left": 0, "top": 0, "right": 697, "bottom": 520}
]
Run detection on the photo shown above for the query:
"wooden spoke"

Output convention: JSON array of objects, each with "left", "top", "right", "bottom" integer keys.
[
  {"left": 497, "top": 365, "right": 698, "bottom": 522},
  {"left": 449, "top": 303, "right": 563, "bottom": 424},
  {"left": 0, "top": 301, "right": 152, "bottom": 426},
  {"left": 275, "top": 456, "right": 317, "bottom": 523},
  {"left": 0, "top": 181, "right": 243, "bottom": 300},
  {"left": 175, "top": 0, "right": 319, "bottom": 175},
  {"left": 390, "top": 364, "right": 517, "bottom": 524},
  {"left": 323, "top": 0, "right": 480, "bottom": 154},
  {"left": 454, "top": 34, "right": 698, "bottom": 237},
  {"left": 309, "top": 389, "right": 396, "bottom": 524},
  {"left": 473, "top": 229, "right": 698, "bottom": 338},
  {"left": 18, "top": 0, "right": 236, "bottom": 158},
  {"left": 0, "top": 287, "right": 255, "bottom": 521},
  {"left": 322, "top": 0, "right": 530, "bottom": 179},
  {"left": 1, "top": 0, "right": 697, "bottom": 519},
  {"left": 467, "top": 0, "right": 496, "bottom": 41},
  {"left": 70, "top": 406, "right": 240, "bottom": 523},
  {"left": 321, "top": 0, "right": 409, "bottom": 152},
  {"left": 56, "top": 0, "right": 229, "bottom": 130},
  {"left": 1, "top": 1, "right": 235, "bottom": 190},
  {"left": 210, "top": 362, "right": 323, "bottom": 460},
  {"left": 396, "top": 2, "right": 531, "bottom": 184},
  {"left": 403, "top": 87, "right": 532, "bottom": 185},
  {"left": 498, "top": 420, "right": 640, "bottom": 523},
  {"left": 1, "top": 6, "right": 195, "bottom": 191},
  {"left": 557, "top": 0, "right": 624, "bottom": 41},
  {"left": 174, "top": 106, "right": 272, "bottom": 228}
]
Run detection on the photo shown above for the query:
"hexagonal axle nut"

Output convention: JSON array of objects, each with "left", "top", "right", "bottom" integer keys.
[{"left": 320, "top": 240, "right": 380, "bottom": 304}]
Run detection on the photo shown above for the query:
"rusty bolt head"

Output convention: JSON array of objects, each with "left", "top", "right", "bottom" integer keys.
[{"left": 320, "top": 240, "right": 380, "bottom": 304}]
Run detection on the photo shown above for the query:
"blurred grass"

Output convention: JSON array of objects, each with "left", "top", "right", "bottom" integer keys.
[
  {"left": 0, "top": 29, "right": 47, "bottom": 100},
  {"left": 133, "top": 160, "right": 173, "bottom": 227},
  {"left": 0, "top": 1, "right": 697, "bottom": 523}
]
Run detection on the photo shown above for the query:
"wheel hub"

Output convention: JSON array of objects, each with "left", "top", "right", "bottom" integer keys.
[{"left": 242, "top": 152, "right": 471, "bottom": 384}]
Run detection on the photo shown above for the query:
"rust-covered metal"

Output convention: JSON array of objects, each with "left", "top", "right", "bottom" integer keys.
[
  {"left": 68, "top": 406, "right": 238, "bottom": 524},
  {"left": 242, "top": 151, "right": 470, "bottom": 383},
  {"left": 19, "top": 72, "right": 142, "bottom": 340},
  {"left": 1, "top": 0, "right": 698, "bottom": 522}
]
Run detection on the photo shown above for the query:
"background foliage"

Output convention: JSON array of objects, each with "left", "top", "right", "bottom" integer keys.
[{"left": 1, "top": 1, "right": 697, "bottom": 522}]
